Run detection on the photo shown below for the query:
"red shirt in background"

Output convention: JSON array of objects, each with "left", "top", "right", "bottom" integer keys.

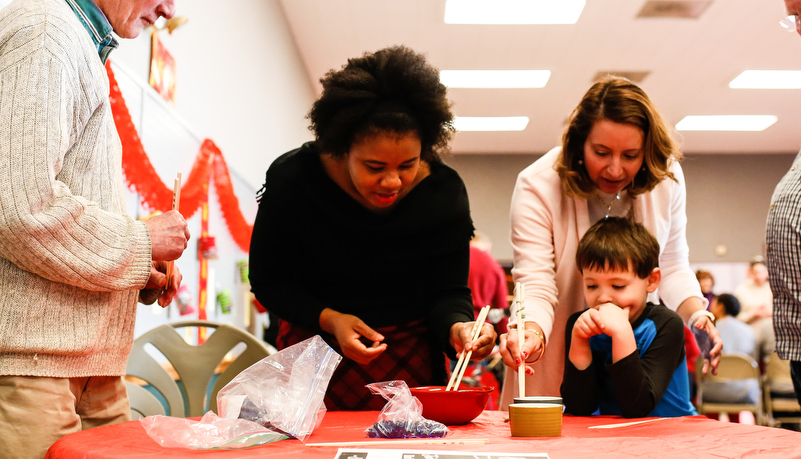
[{"left": 468, "top": 245, "right": 509, "bottom": 333}]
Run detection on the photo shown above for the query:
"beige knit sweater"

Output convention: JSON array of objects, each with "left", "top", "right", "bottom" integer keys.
[{"left": 0, "top": 0, "right": 154, "bottom": 377}]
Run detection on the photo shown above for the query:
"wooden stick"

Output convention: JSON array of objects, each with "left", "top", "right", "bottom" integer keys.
[
  {"left": 447, "top": 308, "right": 482, "bottom": 391},
  {"left": 514, "top": 282, "right": 526, "bottom": 399},
  {"left": 446, "top": 305, "right": 489, "bottom": 390},
  {"left": 165, "top": 172, "right": 182, "bottom": 288},
  {"left": 451, "top": 305, "right": 490, "bottom": 391},
  {"left": 588, "top": 418, "right": 669, "bottom": 429},
  {"left": 306, "top": 438, "right": 490, "bottom": 447}
]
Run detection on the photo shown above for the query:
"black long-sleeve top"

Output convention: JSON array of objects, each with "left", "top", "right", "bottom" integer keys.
[
  {"left": 560, "top": 302, "right": 697, "bottom": 418},
  {"left": 248, "top": 142, "right": 475, "bottom": 360}
]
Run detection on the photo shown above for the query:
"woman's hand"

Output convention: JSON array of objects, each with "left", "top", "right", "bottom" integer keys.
[
  {"left": 678, "top": 297, "right": 722, "bottom": 375},
  {"left": 319, "top": 308, "right": 387, "bottom": 364},
  {"left": 499, "top": 322, "right": 546, "bottom": 376},
  {"left": 693, "top": 314, "right": 722, "bottom": 375},
  {"left": 449, "top": 321, "right": 497, "bottom": 360}
]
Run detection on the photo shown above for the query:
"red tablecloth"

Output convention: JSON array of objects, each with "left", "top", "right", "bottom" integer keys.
[{"left": 46, "top": 411, "right": 801, "bottom": 459}]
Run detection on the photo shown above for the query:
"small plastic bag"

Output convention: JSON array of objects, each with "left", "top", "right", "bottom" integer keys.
[
  {"left": 140, "top": 411, "right": 286, "bottom": 449},
  {"left": 364, "top": 380, "right": 449, "bottom": 438},
  {"left": 217, "top": 334, "right": 342, "bottom": 442},
  {"left": 692, "top": 326, "right": 712, "bottom": 359}
]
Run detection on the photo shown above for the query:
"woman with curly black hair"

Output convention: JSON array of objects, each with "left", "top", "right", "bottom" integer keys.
[{"left": 249, "top": 46, "right": 496, "bottom": 410}]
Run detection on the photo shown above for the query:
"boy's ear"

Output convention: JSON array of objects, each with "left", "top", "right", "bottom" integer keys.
[{"left": 646, "top": 267, "right": 661, "bottom": 293}]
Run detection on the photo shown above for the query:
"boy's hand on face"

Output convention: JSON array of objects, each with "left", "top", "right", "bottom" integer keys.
[
  {"left": 573, "top": 308, "right": 606, "bottom": 340},
  {"left": 596, "top": 303, "right": 632, "bottom": 337}
]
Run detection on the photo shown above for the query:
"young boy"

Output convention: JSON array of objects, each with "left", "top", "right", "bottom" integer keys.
[{"left": 560, "top": 217, "right": 697, "bottom": 418}]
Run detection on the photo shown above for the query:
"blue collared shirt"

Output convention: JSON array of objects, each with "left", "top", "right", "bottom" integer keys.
[{"left": 63, "top": 0, "right": 118, "bottom": 63}]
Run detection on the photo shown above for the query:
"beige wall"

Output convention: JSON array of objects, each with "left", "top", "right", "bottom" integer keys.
[
  {"left": 445, "top": 152, "right": 797, "bottom": 265},
  {"left": 112, "top": 0, "right": 315, "bottom": 190}
]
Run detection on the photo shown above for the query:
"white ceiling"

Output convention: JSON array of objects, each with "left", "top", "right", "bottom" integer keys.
[{"left": 278, "top": 0, "right": 801, "bottom": 156}]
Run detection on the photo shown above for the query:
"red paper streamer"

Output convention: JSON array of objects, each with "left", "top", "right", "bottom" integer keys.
[{"left": 106, "top": 60, "right": 253, "bottom": 253}]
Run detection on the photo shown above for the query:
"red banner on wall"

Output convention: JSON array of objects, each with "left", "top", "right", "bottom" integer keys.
[{"left": 106, "top": 60, "right": 253, "bottom": 253}]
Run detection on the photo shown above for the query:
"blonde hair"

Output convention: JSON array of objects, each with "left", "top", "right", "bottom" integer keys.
[{"left": 556, "top": 77, "right": 682, "bottom": 199}]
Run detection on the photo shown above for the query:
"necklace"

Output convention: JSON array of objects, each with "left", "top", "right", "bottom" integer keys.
[{"left": 598, "top": 192, "right": 621, "bottom": 218}]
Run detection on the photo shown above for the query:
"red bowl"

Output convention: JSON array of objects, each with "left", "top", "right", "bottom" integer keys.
[{"left": 410, "top": 385, "right": 493, "bottom": 425}]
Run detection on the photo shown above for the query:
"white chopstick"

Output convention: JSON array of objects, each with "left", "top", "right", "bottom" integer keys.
[
  {"left": 448, "top": 305, "right": 490, "bottom": 391},
  {"left": 514, "top": 282, "right": 526, "bottom": 398},
  {"left": 306, "top": 438, "right": 490, "bottom": 447},
  {"left": 588, "top": 418, "right": 669, "bottom": 429},
  {"left": 165, "top": 172, "right": 182, "bottom": 288}
]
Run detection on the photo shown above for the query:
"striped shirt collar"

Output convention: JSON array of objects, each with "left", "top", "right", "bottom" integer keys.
[{"left": 63, "top": 0, "right": 119, "bottom": 63}]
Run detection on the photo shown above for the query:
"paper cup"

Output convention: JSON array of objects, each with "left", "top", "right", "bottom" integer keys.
[
  {"left": 513, "top": 396, "right": 563, "bottom": 405},
  {"left": 509, "top": 403, "right": 563, "bottom": 437}
]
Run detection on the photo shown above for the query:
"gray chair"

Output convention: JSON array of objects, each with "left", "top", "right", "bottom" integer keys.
[
  {"left": 762, "top": 352, "right": 801, "bottom": 428},
  {"left": 695, "top": 353, "right": 764, "bottom": 425},
  {"left": 125, "top": 320, "right": 273, "bottom": 419}
]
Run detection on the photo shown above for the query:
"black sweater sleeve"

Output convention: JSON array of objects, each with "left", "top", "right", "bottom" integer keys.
[
  {"left": 608, "top": 306, "right": 686, "bottom": 418},
  {"left": 561, "top": 311, "right": 600, "bottom": 416},
  {"left": 249, "top": 196, "right": 323, "bottom": 333}
]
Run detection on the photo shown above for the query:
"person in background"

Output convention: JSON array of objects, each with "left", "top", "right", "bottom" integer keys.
[
  {"left": 469, "top": 231, "right": 510, "bottom": 335},
  {"left": 766, "top": 0, "right": 801, "bottom": 407},
  {"left": 498, "top": 77, "right": 721, "bottom": 406},
  {"left": 248, "top": 46, "right": 496, "bottom": 411},
  {"left": 561, "top": 218, "right": 697, "bottom": 418},
  {"left": 735, "top": 257, "right": 773, "bottom": 324},
  {"left": 735, "top": 257, "right": 775, "bottom": 366},
  {"left": 0, "top": 1, "right": 189, "bottom": 458},
  {"left": 700, "top": 293, "right": 759, "bottom": 422},
  {"left": 696, "top": 269, "right": 716, "bottom": 309}
]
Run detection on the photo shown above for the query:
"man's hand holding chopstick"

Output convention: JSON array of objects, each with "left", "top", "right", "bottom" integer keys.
[{"left": 142, "top": 209, "right": 190, "bottom": 307}]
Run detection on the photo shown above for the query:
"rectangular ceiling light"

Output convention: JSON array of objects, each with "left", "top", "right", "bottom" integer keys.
[
  {"left": 729, "top": 70, "right": 801, "bottom": 89},
  {"left": 454, "top": 116, "right": 529, "bottom": 131},
  {"left": 444, "top": 0, "right": 586, "bottom": 24},
  {"left": 675, "top": 115, "right": 778, "bottom": 131},
  {"left": 440, "top": 70, "right": 551, "bottom": 88}
]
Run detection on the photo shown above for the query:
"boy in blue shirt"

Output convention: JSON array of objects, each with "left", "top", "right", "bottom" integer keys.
[{"left": 561, "top": 217, "right": 697, "bottom": 418}]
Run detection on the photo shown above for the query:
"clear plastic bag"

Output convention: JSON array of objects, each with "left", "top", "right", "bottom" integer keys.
[
  {"left": 217, "top": 334, "right": 342, "bottom": 442},
  {"left": 140, "top": 335, "right": 341, "bottom": 448},
  {"left": 140, "top": 411, "right": 287, "bottom": 449},
  {"left": 364, "top": 380, "right": 449, "bottom": 438}
]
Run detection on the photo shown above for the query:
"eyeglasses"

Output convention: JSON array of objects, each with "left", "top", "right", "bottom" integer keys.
[{"left": 780, "top": 14, "right": 799, "bottom": 32}]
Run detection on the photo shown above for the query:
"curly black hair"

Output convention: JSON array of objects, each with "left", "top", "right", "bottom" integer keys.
[{"left": 307, "top": 45, "right": 454, "bottom": 163}]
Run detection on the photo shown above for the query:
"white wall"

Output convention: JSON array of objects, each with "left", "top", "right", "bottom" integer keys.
[{"left": 112, "top": 0, "right": 315, "bottom": 190}]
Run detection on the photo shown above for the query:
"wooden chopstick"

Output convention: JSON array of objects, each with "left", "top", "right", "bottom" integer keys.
[
  {"left": 447, "top": 305, "right": 488, "bottom": 390},
  {"left": 588, "top": 418, "right": 669, "bottom": 429},
  {"left": 514, "top": 282, "right": 526, "bottom": 398},
  {"left": 449, "top": 305, "right": 490, "bottom": 391},
  {"left": 164, "top": 172, "right": 182, "bottom": 289}
]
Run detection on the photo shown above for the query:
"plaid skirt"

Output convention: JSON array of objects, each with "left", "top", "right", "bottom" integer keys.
[{"left": 276, "top": 319, "right": 437, "bottom": 410}]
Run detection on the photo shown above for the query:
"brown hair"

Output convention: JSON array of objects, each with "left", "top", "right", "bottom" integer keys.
[
  {"left": 576, "top": 217, "right": 660, "bottom": 279},
  {"left": 556, "top": 77, "right": 681, "bottom": 198},
  {"left": 695, "top": 270, "right": 714, "bottom": 283}
]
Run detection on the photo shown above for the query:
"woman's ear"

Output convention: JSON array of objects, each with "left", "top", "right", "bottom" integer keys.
[{"left": 646, "top": 267, "right": 661, "bottom": 293}]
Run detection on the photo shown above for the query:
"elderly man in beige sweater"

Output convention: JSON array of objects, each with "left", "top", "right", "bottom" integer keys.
[{"left": 0, "top": 0, "right": 188, "bottom": 457}]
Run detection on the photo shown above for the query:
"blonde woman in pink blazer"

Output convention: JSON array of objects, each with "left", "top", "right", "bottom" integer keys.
[{"left": 499, "top": 77, "right": 722, "bottom": 406}]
